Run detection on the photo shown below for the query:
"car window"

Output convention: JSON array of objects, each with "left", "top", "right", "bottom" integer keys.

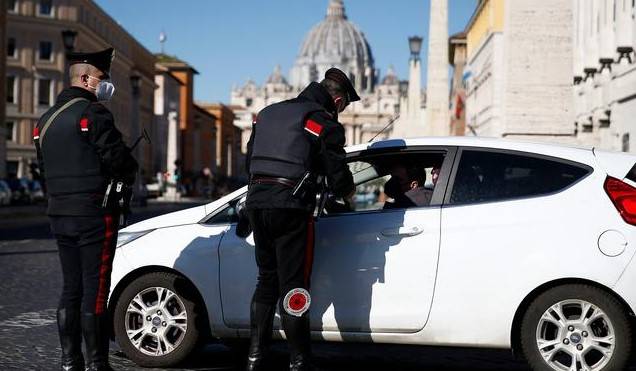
[
  {"left": 205, "top": 201, "right": 240, "bottom": 225},
  {"left": 327, "top": 152, "right": 446, "bottom": 214},
  {"left": 449, "top": 150, "right": 591, "bottom": 205}
]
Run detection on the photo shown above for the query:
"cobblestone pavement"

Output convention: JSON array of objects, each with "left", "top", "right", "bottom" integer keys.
[{"left": 0, "top": 203, "right": 634, "bottom": 370}]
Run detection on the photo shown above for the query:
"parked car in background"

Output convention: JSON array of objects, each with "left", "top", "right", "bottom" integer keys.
[
  {"left": 145, "top": 183, "right": 162, "bottom": 199},
  {"left": 110, "top": 137, "right": 636, "bottom": 371},
  {"left": 0, "top": 180, "right": 11, "bottom": 206},
  {"left": 29, "top": 180, "right": 45, "bottom": 202},
  {"left": 7, "top": 178, "right": 32, "bottom": 204}
]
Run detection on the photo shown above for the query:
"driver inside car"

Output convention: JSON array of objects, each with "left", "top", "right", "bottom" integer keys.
[{"left": 383, "top": 164, "right": 433, "bottom": 209}]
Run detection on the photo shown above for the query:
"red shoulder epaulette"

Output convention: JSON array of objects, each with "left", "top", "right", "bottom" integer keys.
[
  {"left": 304, "top": 119, "right": 323, "bottom": 137},
  {"left": 80, "top": 118, "right": 89, "bottom": 132}
]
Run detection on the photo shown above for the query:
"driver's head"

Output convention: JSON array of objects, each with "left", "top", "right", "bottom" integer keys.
[{"left": 385, "top": 164, "right": 426, "bottom": 198}]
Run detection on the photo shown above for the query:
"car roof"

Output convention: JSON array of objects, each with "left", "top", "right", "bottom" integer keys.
[{"left": 346, "top": 136, "right": 595, "bottom": 163}]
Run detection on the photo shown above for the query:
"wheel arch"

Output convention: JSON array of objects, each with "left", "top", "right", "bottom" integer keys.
[
  {"left": 510, "top": 277, "right": 635, "bottom": 358},
  {"left": 108, "top": 265, "right": 212, "bottom": 341}
]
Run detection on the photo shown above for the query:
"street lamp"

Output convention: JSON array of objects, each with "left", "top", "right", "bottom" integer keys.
[
  {"left": 408, "top": 36, "right": 423, "bottom": 61},
  {"left": 61, "top": 30, "right": 77, "bottom": 51},
  {"left": 130, "top": 74, "right": 141, "bottom": 97},
  {"left": 61, "top": 30, "right": 77, "bottom": 86},
  {"left": 129, "top": 73, "right": 144, "bottom": 205}
]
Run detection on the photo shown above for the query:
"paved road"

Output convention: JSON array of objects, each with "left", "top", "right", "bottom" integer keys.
[{"left": 0, "top": 202, "right": 631, "bottom": 370}]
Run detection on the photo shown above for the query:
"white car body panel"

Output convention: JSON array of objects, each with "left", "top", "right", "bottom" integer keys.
[
  {"left": 122, "top": 205, "right": 208, "bottom": 232},
  {"left": 110, "top": 137, "right": 636, "bottom": 351},
  {"left": 593, "top": 148, "right": 636, "bottom": 181},
  {"left": 428, "top": 170, "right": 636, "bottom": 347},
  {"left": 114, "top": 223, "right": 232, "bottom": 336},
  {"left": 219, "top": 207, "right": 441, "bottom": 335}
]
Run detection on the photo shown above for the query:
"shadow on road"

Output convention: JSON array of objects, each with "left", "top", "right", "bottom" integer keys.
[
  {"left": 109, "top": 341, "right": 533, "bottom": 371},
  {"left": 0, "top": 249, "right": 58, "bottom": 256}
]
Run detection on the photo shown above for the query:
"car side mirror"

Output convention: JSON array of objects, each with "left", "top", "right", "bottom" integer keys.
[{"left": 235, "top": 197, "right": 252, "bottom": 238}]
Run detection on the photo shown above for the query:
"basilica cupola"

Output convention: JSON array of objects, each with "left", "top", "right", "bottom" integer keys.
[{"left": 290, "top": 0, "right": 376, "bottom": 93}]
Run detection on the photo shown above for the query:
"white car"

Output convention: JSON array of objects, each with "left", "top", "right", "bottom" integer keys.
[{"left": 110, "top": 137, "right": 636, "bottom": 371}]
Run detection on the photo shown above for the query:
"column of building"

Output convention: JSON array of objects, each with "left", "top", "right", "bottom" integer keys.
[{"left": 573, "top": 0, "right": 636, "bottom": 152}]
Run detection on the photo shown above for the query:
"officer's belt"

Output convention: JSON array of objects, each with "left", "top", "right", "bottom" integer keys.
[{"left": 250, "top": 176, "right": 297, "bottom": 188}]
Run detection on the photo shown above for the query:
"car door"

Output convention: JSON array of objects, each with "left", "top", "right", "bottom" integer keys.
[
  {"left": 311, "top": 148, "right": 454, "bottom": 334},
  {"left": 218, "top": 147, "right": 455, "bottom": 333}
]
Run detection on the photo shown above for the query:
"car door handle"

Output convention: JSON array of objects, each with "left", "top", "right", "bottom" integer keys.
[{"left": 381, "top": 226, "right": 423, "bottom": 237}]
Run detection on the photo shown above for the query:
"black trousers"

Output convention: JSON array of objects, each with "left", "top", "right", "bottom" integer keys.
[
  {"left": 248, "top": 208, "right": 314, "bottom": 306},
  {"left": 50, "top": 214, "right": 118, "bottom": 315}
]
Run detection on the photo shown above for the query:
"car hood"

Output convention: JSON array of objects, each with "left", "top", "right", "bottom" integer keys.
[
  {"left": 121, "top": 205, "right": 208, "bottom": 232},
  {"left": 121, "top": 187, "right": 248, "bottom": 233}
]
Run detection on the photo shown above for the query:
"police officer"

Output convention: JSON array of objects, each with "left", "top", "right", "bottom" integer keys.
[
  {"left": 244, "top": 68, "right": 357, "bottom": 371},
  {"left": 34, "top": 48, "right": 137, "bottom": 371}
]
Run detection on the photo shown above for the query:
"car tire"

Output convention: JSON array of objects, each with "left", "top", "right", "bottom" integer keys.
[
  {"left": 520, "top": 284, "right": 631, "bottom": 371},
  {"left": 113, "top": 272, "right": 203, "bottom": 367}
]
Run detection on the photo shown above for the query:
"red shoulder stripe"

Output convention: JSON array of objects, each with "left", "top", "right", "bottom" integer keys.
[
  {"left": 304, "top": 119, "right": 323, "bottom": 137},
  {"left": 33, "top": 127, "right": 40, "bottom": 140},
  {"left": 80, "top": 118, "right": 89, "bottom": 132}
]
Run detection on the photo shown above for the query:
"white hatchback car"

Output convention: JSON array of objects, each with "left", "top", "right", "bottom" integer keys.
[{"left": 110, "top": 137, "right": 636, "bottom": 371}]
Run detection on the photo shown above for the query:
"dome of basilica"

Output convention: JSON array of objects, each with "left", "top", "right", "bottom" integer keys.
[{"left": 290, "top": 0, "right": 376, "bottom": 93}]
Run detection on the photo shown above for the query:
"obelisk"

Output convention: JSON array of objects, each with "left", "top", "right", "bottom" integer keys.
[{"left": 425, "top": 0, "right": 450, "bottom": 136}]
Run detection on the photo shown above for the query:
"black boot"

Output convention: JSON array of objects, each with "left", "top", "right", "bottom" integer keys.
[
  {"left": 281, "top": 313, "right": 312, "bottom": 371},
  {"left": 245, "top": 301, "right": 276, "bottom": 371},
  {"left": 81, "top": 312, "right": 113, "bottom": 371},
  {"left": 57, "top": 308, "right": 84, "bottom": 371}
]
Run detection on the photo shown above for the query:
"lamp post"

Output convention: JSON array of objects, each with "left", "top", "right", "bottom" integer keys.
[
  {"left": 408, "top": 36, "right": 423, "bottom": 61},
  {"left": 130, "top": 73, "right": 145, "bottom": 205},
  {"left": 61, "top": 30, "right": 77, "bottom": 87}
]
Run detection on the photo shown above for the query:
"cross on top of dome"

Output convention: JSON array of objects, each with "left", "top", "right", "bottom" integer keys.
[{"left": 327, "top": 0, "right": 346, "bottom": 19}]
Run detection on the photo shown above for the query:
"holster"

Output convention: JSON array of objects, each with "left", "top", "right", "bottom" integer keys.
[
  {"left": 291, "top": 172, "right": 318, "bottom": 204},
  {"left": 102, "top": 179, "right": 133, "bottom": 226}
]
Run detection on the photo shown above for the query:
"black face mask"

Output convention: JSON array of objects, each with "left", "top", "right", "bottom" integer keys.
[{"left": 384, "top": 176, "right": 402, "bottom": 199}]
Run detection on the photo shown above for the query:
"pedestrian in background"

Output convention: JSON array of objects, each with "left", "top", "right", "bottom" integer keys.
[{"left": 34, "top": 48, "right": 138, "bottom": 371}]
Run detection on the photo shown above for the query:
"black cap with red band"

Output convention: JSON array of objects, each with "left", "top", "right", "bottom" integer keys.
[{"left": 324, "top": 67, "right": 361, "bottom": 102}]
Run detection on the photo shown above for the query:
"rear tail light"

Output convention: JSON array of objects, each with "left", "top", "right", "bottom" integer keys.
[{"left": 604, "top": 177, "right": 636, "bottom": 225}]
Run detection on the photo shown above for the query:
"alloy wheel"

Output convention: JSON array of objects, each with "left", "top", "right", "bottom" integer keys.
[
  {"left": 124, "top": 286, "right": 188, "bottom": 357},
  {"left": 535, "top": 299, "right": 615, "bottom": 371}
]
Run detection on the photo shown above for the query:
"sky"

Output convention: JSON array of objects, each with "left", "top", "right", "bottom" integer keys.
[{"left": 95, "top": 0, "right": 477, "bottom": 104}]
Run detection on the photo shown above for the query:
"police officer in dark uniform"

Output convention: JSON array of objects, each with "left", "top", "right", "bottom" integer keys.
[
  {"left": 34, "top": 48, "right": 137, "bottom": 371},
  {"left": 244, "top": 68, "right": 357, "bottom": 371}
]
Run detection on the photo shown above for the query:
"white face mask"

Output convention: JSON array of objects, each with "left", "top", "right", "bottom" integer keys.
[{"left": 87, "top": 75, "right": 116, "bottom": 101}]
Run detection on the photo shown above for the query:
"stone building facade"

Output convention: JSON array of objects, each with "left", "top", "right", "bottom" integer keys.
[
  {"left": 464, "top": 0, "right": 575, "bottom": 142},
  {"left": 231, "top": 0, "right": 426, "bottom": 152},
  {"left": 5, "top": 0, "right": 155, "bottom": 178},
  {"left": 198, "top": 103, "right": 241, "bottom": 177},
  {"left": 156, "top": 55, "right": 218, "bottom": 180},
  {"left": 153, "top": 63, "right": 182, "bottom": 197},
  {"left": 573, "top": 0, "right": 636, "bottom": 152},
  {"left": 1, "top": 3, "right": 7, "bottom": 178}
]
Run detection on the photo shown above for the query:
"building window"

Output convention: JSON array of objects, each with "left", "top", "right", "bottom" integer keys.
[
  {"left": 38, "top": 79, "right": 52, "bottom": 106},
  {"left": 38, "top": 41, "right": 53, "bottom": 61},
  {"left": 623, "top": 133, "right": 630, "bottom": 152},
  {"left": 6, "top": 76, "right": 17, "bottom": 104},
  {"left": 7, "top": 0, "right": 17, "bottom": 13},
  {"left": 5, "top": 121, "right": 16, "bottom": 142},
  {"left": 7, "top": 38, "right": 17, "bottom": 58},
  {"left": 37, "top": 0, "right": 53, "bottom": 16}
]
